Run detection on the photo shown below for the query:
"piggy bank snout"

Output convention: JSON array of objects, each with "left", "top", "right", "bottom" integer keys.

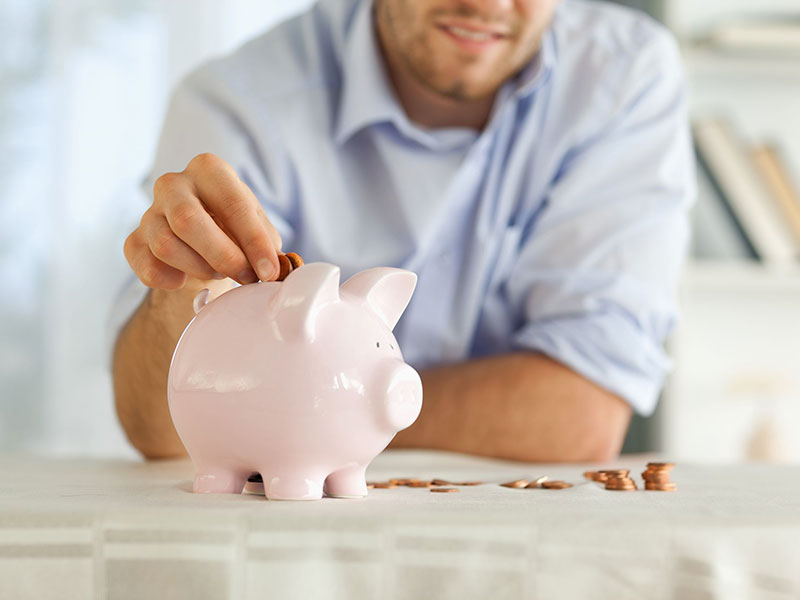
[{"left": 381, "top": 362, "right": 423, "bottom": 433}]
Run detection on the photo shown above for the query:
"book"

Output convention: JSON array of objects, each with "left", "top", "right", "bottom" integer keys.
[
  {"left": 691, "top": 153, "right": 758, "bottom": 260},
  {"left": 692, "top": 119, "right": 800, "bottom": 264},
  {"left": 751, "top": 144, "right": 800, "bottom": 245}
]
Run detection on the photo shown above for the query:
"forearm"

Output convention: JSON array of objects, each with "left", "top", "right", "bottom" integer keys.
[
  {"left": 388, "top": 352, "right": 632, "bottom": 463},
  {"left": 111, "top": 279, "right": 235, "bottom": 459}
]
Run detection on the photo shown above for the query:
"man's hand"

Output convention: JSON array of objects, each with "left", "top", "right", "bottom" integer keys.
[
  {"left": 115, "top": 153, "right": 285, "bottom": 458},
  {"left": 124, "top": 152, "right": 283, "bottom": 288}
]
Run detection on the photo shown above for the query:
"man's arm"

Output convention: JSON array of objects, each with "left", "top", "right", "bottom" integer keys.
[
  {"left": 388, "top": 352, "right": 632, "bottom": 463},
  {"left": 112, "top": 278, "right": 236, "bottom": 459}
]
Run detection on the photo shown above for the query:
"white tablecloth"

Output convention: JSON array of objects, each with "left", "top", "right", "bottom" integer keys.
[{"left": 1, "top": 449, "right": 798, "bottom": 599}]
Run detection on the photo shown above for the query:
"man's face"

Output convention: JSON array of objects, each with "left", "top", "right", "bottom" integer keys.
[{"left": 376, "top": 0, "right": 560, "bottom": 102}]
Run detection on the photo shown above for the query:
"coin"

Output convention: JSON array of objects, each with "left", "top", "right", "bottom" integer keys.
[
  {"left": 407, "top": 481, "right": 433, "bottom": 488},
  {"left": 600, "top": 469, "right": 630, "bottom": 477},
  {"left": 389, "top": 478, "right": 420, "bottom": 485},
  {"left": 646, "top": 462, "right": 675, "bottom": 469},
  {"left": 277, "top": 254, "right": 292, "bottom": 281},
  {"left": 372, "top": 482, "right": 398, "bottom": 489},
  {"left": 453, "top": 481, "right": 483, "bottom": 486},
  {"left": 500, "top": 479, "right": 530, "bottom": 488},
  {"left": 430, "top": 487, "right": 459, "bottom": 493},
  {"left": 431, "top": 479, "right": 452, "bottom": 486},
  {"left": 645, "top": 482, "right": 677, "bottom": 492},
  {"left": 583, "top": 471, "right": 607, "bottom": 482},
  {"left": 541, "top": 480, "right": 572, "bottom": 489},
  {"left": 285, "top": 252, "right": 304, "bottom": 269},
  {"left": 525, "top": 476, "right": 549, "bottom": 488}
]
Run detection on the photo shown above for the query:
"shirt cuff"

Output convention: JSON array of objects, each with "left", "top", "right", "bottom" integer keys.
[{"left": 509, "top": 312, "right": 672, "bottom": 416}]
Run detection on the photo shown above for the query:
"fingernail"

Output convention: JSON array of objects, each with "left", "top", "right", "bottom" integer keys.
[
  {"left": 237, "top": 268, "right": 257, "bottom": 284},
  {"left": 255, "top": 258, "right": 275, "bottom": 281}
]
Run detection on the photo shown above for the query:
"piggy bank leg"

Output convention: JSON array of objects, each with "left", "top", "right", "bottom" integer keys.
[
  {"left": 323, "top": 465, "right": 368, "bottom": 498},
  {"left": 261, "top": 471, "right": 325, "bottom": 501},
  {"left": 193, "top": 466, "right": 250, "bottom": 494}
]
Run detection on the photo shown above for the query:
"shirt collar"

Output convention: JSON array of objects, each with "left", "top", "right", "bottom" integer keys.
[
  {"left": 334, "top": 0, "right": 557, "bottom": 147},
  {"left": 334, "top": 0, "right": 400, "bottom": 146}
]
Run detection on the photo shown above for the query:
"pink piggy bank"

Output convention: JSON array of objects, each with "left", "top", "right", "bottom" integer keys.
[{"left": 168, "top": 262, "right": 423, "bottom": 500}]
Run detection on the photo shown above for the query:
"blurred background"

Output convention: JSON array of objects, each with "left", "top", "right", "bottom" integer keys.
[{"left": 1, "top": 0, "right": 798, "bottom": 461}]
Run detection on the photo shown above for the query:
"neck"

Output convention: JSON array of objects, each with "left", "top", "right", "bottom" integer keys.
[{"left": 375, "top": 17, "right": 495, "bottom": 130}]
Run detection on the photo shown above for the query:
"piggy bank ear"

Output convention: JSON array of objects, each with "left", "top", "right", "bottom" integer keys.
[
  {"left": 340, "top": 267, "right": 417, "bottom": 330},
  {"left": 271, "top": 262, "right": 341, "bottom": 341}
]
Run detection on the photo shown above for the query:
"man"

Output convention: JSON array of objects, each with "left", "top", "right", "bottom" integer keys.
[{"left": 112, "top": 0, "right": 694, "bottom": 462}]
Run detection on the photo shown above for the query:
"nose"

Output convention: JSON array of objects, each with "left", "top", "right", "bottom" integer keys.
[{"left": 381, "top": 362, "right": 423, "bottom": 432}]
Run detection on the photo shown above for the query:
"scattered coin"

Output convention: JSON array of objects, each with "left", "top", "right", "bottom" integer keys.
[
  {"left": 407, "top": 480, "right": 434, "bottom": 488},
  {"left": 500, "top": 479, "right": 530, "bottom": 489},
  {"left": 431, "top": 479, "right": 453, "bottom": 486},
  {"left": 372, "top": 482, "right": 398, "bottom": 489},
  {"left": 430, "top": 487, "right": 459, "bottom": 493},
  {"left": 525, "top": 476, "right": 549, "bottom": 488},
  {"left": 453, "top": 481, "right": 483, "bottom": 486},
  {"left": 389, "top": 478, "right": 420, "bottom": 485},
  {"left": 541, "top": 480, "right": 572, "bottom": 490}
]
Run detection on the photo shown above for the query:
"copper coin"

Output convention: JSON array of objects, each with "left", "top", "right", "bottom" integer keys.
[
  {"left": 646, "top": 462, "right": 675, "bottom": 469},
  {"left": 389, "top": 478, "right": 419, "bottom": 485},
  {"left": 541, "top": 481, "right": 573, "bottom": 490},
  {"left": 372, "top": 482, "right": 398, "bottom": 489},
  {"left": 431, "top": 479, "right": 452, "bottom": 486},
  {"left": 430, "top": 487, "right": 459, "bottom": 493},
  {"left": 407, "top": 481, "right": 433, "bottom": 488},
  {"left": 500, "top": 479, "right": 530, "bottom": 489},
  {"left": 277, "top": 254, "right": 292, "bottom": 281},
  {"left": 453, "top": 481, "right": 483, "bottom": 486},
  {"left": 285, "top": 252, "right": 304, "bottom": 269},
  {"left": 525, "top": 476, "right": 550, "bottom": 488},
  {"left": 600, "top": 469, "right": 630, "bottom": 477},
  {"left": 645, "top": 483, "right": 677, "bottom": 491}
]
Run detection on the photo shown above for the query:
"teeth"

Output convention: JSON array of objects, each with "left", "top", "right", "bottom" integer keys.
[{"left": 447, "top": 26, "right": 494, "bottom": 42}]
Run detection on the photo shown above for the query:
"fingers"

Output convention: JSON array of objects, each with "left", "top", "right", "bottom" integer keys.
[
  {"left": 185, "top": 153, "right": 281, "bottom": 281},
  {"left": 144, "top": 215, "right": 222, "bottom": 282},
  {"left": 124, "top": 229, "right": 187, "bottom": 290},
  {"left": 162, "top": 195, "right": 257, "bottom": 284},
  {"left": 154, "top": 170, "right": 256, "bottom": 284}
]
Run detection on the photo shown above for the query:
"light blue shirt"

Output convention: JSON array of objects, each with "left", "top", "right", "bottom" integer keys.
[{"left": 110, "top": 0, "right": 694, "bottom": 415}]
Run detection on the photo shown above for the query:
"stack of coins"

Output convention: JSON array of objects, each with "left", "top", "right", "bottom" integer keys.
[
  {"left": 642, "top": 462, "right": 677, "bottom": 491},
  {"left": 602, "top": 469, "right": 637, "bottom": 491},
  {"left": 276, "top": 252, "right": 304, "bottom": 281}
]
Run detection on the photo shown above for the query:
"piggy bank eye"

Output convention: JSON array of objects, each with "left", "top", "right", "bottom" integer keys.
[{"left": 376, "top": 342, "right": 380, "bottom": 348}]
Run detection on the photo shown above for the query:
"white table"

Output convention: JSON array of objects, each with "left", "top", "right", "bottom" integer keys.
[{"left": 1, "top": 449, "right": 798, "bottom": 599}]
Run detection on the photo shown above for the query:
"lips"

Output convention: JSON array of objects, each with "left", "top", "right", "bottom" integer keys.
[{"left": 436, "top": 20, "right": 509, "bottom": 50}]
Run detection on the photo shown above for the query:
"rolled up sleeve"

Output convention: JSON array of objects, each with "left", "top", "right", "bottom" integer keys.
[{"left": 508, "top": 29, "right": 695, "bottom": 415}]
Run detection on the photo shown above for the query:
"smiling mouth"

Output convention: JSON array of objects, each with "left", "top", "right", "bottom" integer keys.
[{"left": 435, "top": 19, "right": 510, "bottom": 48}]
